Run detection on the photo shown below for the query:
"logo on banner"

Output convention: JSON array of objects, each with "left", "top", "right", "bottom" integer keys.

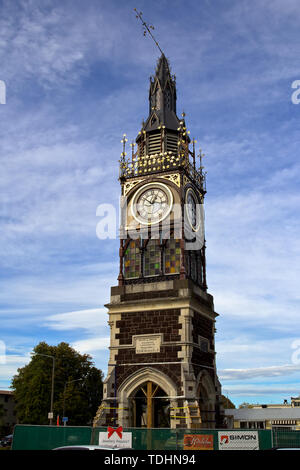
[
  {"left": 218, "top": 431, "right": 258, "bottom": 450},
  {"left": 183, "top": 434, "right": 213, "bottom": 450},
  {"left": 220, "top": 435, "right": 229, "bottom": 445}
]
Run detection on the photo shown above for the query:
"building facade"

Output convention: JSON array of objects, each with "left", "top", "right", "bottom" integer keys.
[
  {"left": 94, "top": 54, "right": 223, "bottom": 429},
  {"left": 0, "top": 390, "right": 17, "bottom": 434},
  {"left": 224, "top": 407, "right": 300, "bottom": 431}
]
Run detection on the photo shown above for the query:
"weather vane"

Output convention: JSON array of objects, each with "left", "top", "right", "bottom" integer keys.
[{"left": 134, "top": 9, "right": 164, "bottom": 56}]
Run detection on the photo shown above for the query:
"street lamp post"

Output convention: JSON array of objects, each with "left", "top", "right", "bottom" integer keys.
[{"left": 32, "top": 352, "right": 55, "bottom": 425}]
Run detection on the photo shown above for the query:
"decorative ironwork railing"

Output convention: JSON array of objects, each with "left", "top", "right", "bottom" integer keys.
[{"left": 119, "top": 151, "right": 206, "bottom": 192}]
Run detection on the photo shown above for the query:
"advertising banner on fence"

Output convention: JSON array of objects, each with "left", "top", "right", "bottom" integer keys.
[
  {"left": 183, "top": 434, "right": 214, "bottom": 450},
  {"left": 218, "top": 431, "right": 259, "bottom": 450},
  {"left": 99, "top": 426, "right": 132, "bottom": 449}
]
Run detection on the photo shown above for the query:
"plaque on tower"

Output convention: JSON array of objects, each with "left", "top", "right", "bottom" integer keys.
[{"left": 133, "top": 334, "right": 162, "bottom": 354}]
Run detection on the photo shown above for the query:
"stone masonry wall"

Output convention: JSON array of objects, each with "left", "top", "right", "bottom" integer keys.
[{"left": 114, "top": 308, "right": 182, "bottom": 393}]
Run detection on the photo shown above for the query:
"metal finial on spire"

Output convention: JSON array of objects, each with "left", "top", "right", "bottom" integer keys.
[
  {"left": 198, "top": 148, "right": 207, "bottom": 192},
  {"left": 134, "top": 9, "right": 164, "bottom": 56},
  {"left": 199, "top": 148, "right": 205, "bottom": 169},
  {"left": 121, "top": 134, "right": 128, "bottom": 158}
]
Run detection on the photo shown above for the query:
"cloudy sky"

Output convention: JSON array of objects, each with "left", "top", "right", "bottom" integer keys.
[{"left": 0, "top": 0, "right": 300, "bottom": 407}]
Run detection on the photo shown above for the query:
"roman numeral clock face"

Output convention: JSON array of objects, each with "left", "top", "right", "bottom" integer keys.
[
  {"left": 131, "top": 182, "right": 173, "bottom": 225},
  {"left": 185, "top": 187, "right": 202, "bottom": 231}
]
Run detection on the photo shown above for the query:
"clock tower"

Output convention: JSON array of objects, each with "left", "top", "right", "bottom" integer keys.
[{"left": 94, "top": 54, "right": 223, "bottom": 429}]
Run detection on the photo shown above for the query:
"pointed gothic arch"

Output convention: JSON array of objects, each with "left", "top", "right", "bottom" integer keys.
[
  {"left": 195, "top": 370, "right": 216, "bottom": 428},
  {"left": 118, "top": 367, "right": 177, "bottom": 428}
]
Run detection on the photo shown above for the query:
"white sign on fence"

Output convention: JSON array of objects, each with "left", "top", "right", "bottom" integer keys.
[
  {"left": 218, "top": 431, "right": 259, "bottom": 450},
  {"left": 99, "top": 427, "right": 132, "bottom": 449}
]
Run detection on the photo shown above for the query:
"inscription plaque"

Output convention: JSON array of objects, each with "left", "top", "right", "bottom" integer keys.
[{"left": 134, "top": 334, "right": 162, "bottom": 354}]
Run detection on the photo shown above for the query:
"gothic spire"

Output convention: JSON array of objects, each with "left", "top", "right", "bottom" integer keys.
[{"left": 143, "top": 54, "right": 180, "bottom": 133}]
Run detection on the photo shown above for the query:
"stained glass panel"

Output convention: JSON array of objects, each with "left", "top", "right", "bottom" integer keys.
[
  {"left": 144, "top": 239, "right": 161, "bottom": 277},
  {"left": 124, "top": 239, "right": 141, "bottom": 279},
  {"left": 164, "top": 239, "right": 181, "bottom": 274}
]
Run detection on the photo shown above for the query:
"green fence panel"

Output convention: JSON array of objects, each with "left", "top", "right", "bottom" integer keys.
[
  {"left": 13, "top": 425, "right": 300, "bottom": 451},
  {"left": 272, "top": 429, "right": 300, "bottom": 449},
  {"left": 12, "top": 424, "right": 92, "bottom": 450},
  {"left": 257, "top": 430, "right": 273, "bottom": 450}
]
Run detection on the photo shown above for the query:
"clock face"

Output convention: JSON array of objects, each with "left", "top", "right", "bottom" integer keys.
[
  {"left": 131, "top": 182, "right": 173, "bottom": 225},
  {"left": 186, "top": 188, "right": 200, "bottom": 231}
]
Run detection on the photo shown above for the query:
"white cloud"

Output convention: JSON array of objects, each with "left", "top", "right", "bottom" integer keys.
[
  {"left": 0, "top": 271, "right": 116, "bottom": 307},
  {"left": 0, "top": 1, "right": 124, "bottom": 87},
  {"left": 223, "top": 383, "right": 300, "bottom": 397},
  {"left": 44, "top": 308, "right": 108, "bottom": 331},
  {"left": 72, "top": 336, "right": 110, "bottom": 354},
  {"left": 220, "top": 364, "right": 300, "bottom": 381},
  {"left": 0, "top": 354, "right": 31, "bottom": 389}
]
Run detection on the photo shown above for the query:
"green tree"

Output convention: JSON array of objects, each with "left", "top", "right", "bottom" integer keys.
[{"left": 11, "top": 342, "right": 103, "bottom": 425}]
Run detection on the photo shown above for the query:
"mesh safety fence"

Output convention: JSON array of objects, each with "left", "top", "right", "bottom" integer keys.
[
  {"left": 12, "top": 425, "right": 277, "bottom": 450},
  {"left": 272, "top": 428, "right": 300, "bottom": 449},
  {"left": 14, "top": 425, "right": 300, "bottom": 450},
  {"left": 12, "top": 425, "right": 92, "bottom": 450}
]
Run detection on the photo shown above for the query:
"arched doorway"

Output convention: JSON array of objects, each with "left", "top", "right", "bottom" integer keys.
[
  {"left": 118, "top": 367, "right": 177, "bottom": 428},
  {"left": 131, "top": 381, "right": 170, "bottom": 428}
]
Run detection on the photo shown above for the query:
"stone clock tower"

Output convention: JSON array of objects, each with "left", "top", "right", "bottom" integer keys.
[{"left": 94, "top": 54, "right": 223, "bottom": 429}]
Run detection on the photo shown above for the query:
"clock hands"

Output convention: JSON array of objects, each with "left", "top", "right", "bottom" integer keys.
[{"left": 150, "top": 193, "right": 158, "bottom": 205}]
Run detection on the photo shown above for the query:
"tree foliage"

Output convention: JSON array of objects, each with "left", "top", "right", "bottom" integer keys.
[
  {"left": 221, "top": 394, "right": 236, "bottom": 409},
  {"left": 11, "top": 342, "right": 103, "bottom": 425}
]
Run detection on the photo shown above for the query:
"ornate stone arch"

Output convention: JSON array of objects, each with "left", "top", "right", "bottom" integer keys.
[
  {"left": 196, "top": 370, "right": 216, "bottom": 398},
  {"left": 117, "top": 367, "right": 178, "bottom": 428},
  {"left": 119, "top": 367, "right": 178, "bottom": 400}
]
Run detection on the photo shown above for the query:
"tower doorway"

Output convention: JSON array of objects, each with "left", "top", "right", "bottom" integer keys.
[{"left": 131, "top": 381, "right": 170, "bottom": 428}]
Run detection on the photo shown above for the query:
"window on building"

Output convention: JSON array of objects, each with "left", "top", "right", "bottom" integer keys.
[
  {"left": 164, "top": 239, "right": 181, "bottom": 274},
  {"left": 240, "top": 421, "right": 265, "bottom": 429},
  {"left": 190, "top": 252, "right": 197, "bottom": 282},
  {"left": 199, "top": 336, "right": 209, "bottom": 353},
  {"left": 144, "top": 239, "right": 161, "bottom": 277},
  {"left": 124, "top": 239, "right": 141, "bottom": 279}
]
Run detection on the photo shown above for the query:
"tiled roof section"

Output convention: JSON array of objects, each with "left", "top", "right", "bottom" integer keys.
[{"left": 224, "top": 408, "right": 300, "bottom": 420}]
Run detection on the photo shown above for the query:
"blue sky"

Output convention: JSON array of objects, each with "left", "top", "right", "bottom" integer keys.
[{"left": 0, "top": 0, "right": 300, "bottom": 407}]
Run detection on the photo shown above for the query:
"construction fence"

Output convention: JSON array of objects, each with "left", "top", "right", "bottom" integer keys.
[{"left": 11, "top": 424, "right": 300, "bottom": 450}]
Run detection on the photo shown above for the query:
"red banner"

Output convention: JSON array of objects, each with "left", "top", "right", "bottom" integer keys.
[{"left": 183, "top": 434, "right": 213, "bottom": 450}]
